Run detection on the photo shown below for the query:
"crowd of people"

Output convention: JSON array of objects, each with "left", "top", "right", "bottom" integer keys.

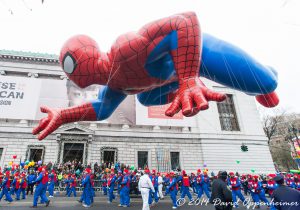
[{"left": 0, "top": 160, "right": 300, "bottom": 209}]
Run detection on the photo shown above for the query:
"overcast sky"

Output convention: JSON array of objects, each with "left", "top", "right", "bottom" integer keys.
[{"left": 0, "top": 0, "right": 299, "bottom": 114}]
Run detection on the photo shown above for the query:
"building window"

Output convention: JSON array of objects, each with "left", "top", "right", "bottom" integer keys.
[
  {"left": 100, "top": 147, "right": 118, "bottom": 166},
  {"left": 29, "top": 148, "right": 44, "bottom": 162},
  {"left": 217, "top": 94, "right": 240, "bottom": 131},
  {"left": 138, "top": 151, "right": 148, "bottom": 169},
  {"left": 26, "top": 145, "right": 45, "bottom": 162},
  {"left": 103, "top": 150, "right": 115, "bottom": 163},
  {"left": 170, "top": 152, "right": 180, "bottom": 171},
  {"left": 0, "top": 148, "right": 3, "bottom": 161},
  {"left": 63, "top": 143, "right": 84, "bottom": 163}
]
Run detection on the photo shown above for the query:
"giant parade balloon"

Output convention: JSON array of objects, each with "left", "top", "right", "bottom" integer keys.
[{"left": 33, "top": 12, "right": 279, "bottom": 140}]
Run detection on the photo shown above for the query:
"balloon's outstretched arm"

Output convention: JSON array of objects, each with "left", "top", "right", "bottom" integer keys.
[
  {"left": 32, "top": 103, "right": 98, "bottom": 140},
  {"left": 33, "top": 86, "right": 127, "bottom": 140}
]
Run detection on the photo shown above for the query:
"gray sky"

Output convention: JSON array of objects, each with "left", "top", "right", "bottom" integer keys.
[{"left": 0, "top": 0, "right": 299, "bottom": 114}]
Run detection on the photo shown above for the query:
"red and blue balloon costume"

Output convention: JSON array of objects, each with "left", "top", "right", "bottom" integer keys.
[
  {"left": 228, "top": 172, "right": 246, "bottom": 208},
  {"left": 33, "top": 12, "right": 279, "bottom": 140}
]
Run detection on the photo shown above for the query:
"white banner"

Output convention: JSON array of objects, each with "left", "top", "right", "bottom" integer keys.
[
  {"left": 0, "top": 76, "right": 42, "bottom": 120},
  {"left": 135, "top": 97, "right": 196, "bottom": 127}
]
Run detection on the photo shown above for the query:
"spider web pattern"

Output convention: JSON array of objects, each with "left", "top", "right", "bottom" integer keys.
[
  {"left": 138, "top": 11, "right": 201, "bottom": 84},
  {"left": 59, "top": 35, "right": 111, "bottom": 89},
  {"left": 106, "top": 11, "right": 201, "bottom": 93},
  {"left": 60, "top": 12, "right": 201, "bottom": 94}
]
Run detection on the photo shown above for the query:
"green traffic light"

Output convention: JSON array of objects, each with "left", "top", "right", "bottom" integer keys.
[{"left": 241, "top": 144, "right": 248, "bottom": 152}]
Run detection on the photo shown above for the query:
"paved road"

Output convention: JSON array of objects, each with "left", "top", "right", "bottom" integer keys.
[{"left": 0, "top": 194, "right": 271, "bottom": 210}]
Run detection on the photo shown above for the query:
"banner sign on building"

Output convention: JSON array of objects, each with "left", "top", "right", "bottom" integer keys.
[
  {"left": 135, "top": 98, "right": 196, "bottom": 127},
  {"left": 0, "top": 76, "right": 41, "bottom": 120},
  {"left": 148, "top": 105, "right": 183, "bottom": 119},
  {"left": 65, "top": 80, "right": 136, "bottom": 125}
]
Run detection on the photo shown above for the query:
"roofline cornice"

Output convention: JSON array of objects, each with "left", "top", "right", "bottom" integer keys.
[{"left": 0, "top": 52, "right": 59, "bottom": 64}]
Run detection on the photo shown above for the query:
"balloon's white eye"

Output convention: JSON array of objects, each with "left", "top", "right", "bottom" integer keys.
[{"left": 62, "top": 53, "right": 77, "bottom": 74}]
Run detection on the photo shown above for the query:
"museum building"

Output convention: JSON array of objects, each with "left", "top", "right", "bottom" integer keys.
[{"left": 0, "top": 50, "right": 276, "bottom": 174}]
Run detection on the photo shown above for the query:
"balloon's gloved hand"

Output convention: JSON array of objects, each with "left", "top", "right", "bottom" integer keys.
[{"left": 165, "top": 77, "right": 226, "bottom": 117}]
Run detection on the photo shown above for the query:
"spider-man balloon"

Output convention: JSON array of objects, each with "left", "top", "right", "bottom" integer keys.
[{"left": 33, "top": 12, "right": 279, "bottom": 140}]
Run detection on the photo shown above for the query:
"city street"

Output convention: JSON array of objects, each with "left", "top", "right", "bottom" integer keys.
[
  {"left": 1, "top": 0, "right": 299, "bottom": 209},
  {"left": 0, "top": 194, "right": 271, "bottom": 210}
]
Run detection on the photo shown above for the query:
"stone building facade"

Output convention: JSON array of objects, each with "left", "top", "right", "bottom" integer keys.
[{"left": 0, "top": 50, "right": 276, "bottom": 174}]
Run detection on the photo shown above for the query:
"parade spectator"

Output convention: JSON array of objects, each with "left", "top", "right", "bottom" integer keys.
[
  {"left": 272, "top": 175, "right": 300, "bottom": 210},
  {"left": 210, "top": 171, "right": 233, "bottom": 210}
]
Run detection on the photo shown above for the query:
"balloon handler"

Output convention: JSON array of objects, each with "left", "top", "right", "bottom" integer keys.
[
  {"left": 165, "top": 172, "right": 178, "bottom": 209},
  {"left": 32, "top": 11, "right": 279, "bottom": 140},
  {"left": 227, "top": 172, "right": 247, "bottom": 208}
]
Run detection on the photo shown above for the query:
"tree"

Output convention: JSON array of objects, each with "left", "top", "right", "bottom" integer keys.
[
  {"left": 261, "top": 110, "right": 300, "bottom": 171},
  {"left": 262, "top": 109, "right": 286, "bottom": 145}
]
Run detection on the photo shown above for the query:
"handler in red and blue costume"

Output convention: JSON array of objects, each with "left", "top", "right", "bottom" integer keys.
[
  {"left": 294, "top": 174, "right": 300, "bottom": 191},
  {"left": 286, "top": 174, "right": 296, "bottom": 189},
  {"left": 64, "top": 174, "right": 71, "bottom": 196},
  {"left": 101, "top": 173, "right": 108, "bottom": 196},
  {"left": 267, "top": 174, "right": 278, "bottom": 210},
  {"left": 116, "top": 170, "right": 123, "bottom": 197},
  {"left": 250, "top": 175, "right": 270, "bottom": 208},
  {"left": 81, "top": 168, "right": 93, "bottom": 208},
  {"left": 227, "top": 172, "right": 246, "bottom": 208},
  {"left": 164, "top": 173, "right": 170, "bottom": 186},
  {"left": 0, "top": 168, "right": 3, "bottom": 184},
  {"left": 10, "top": 173, "right": 18, "bottom": 196},
  {"left": 107, "top": 169, "right": 117, "bottom": 203},
  {"left": 240, "top": 174, "right": 248, "bottom": 196},
  {"left": 190, "top": 173, "right": 197, "bottom": 194},
  {"left": 267, "top": 174, "right": 278, "bottom": 196},
  {"left": 202, "top": 171, "right": 211, "bottom": 199},
  {"left": 90, "top": 172, "right": 96, "bottom": 204},
  {"left": 148, "top": 169, "right": 159, "bottom": 205},
  {"left": 27, "top": 171, "right": 36, "bottom": 195},
  {"left": 16, "top": 173, "right": 27, "bottom": 200},
  {"left": 32, "top": 167, "right": 50, "bottom": 208},
  {"left": 33, "top": 12, "right": 279, "bottom": 141},
  {"left": 195, "top": 169, "right": 204, "bottom": 199},
  {"left": 14, "top": 174, "right": 21, "bottom": 200},
  {"left": 180, "top": 170, "right": 195, "bottom": 204},
  {"left": 0, "top": 171, "right": 13, "bottom": 203},
  {"left": 165, "top": 172, "right": 178, "bottom": 209},
  {"left": 68, "top": 174, "right": 77, "bottom": 197},
  {"left": 247, "top": 175, "right": 256, "bottom": 202},
  {"left": 48, "top": 170, "right": 57, "bottom": 197},
  {"left": 119, "top": 169, "right": 131, "bottom": 207}
]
